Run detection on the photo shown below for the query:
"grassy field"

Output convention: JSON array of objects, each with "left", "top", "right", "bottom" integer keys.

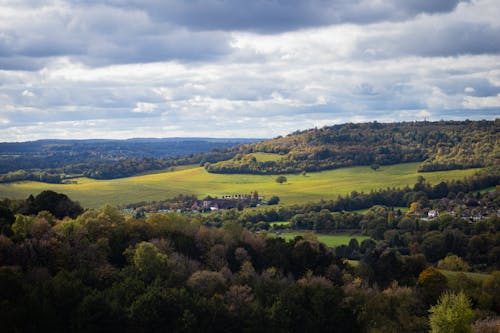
[
  {"left": 270, "top": 221, "right": 290, "bottom": 227},
  {"left": 275, "top": 232, "right": 370, "bottom": 247},
  {"left": 354, "top": 206, "right": 409, "bottom": 214},
  {"left": 0, "top": 163, "right": 481, "bottom": 208},
  {"left": 250, "top": 152, "right": 284, "bottom": 162},
  {"left": 441, "top": 269, "right": 490, "bottom": 282}
]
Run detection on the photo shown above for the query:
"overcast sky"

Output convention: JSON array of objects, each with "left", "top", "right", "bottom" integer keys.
[{"left": 1, "top": 0, "right": 499, "bottom": 141}]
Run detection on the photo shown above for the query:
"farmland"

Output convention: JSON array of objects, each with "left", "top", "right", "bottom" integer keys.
[
  {"left": 275, "top": 232, "right": 370, "bottom": 247},
  {"left": 0, "top": 162, "right": 481, "bottom": 208}
]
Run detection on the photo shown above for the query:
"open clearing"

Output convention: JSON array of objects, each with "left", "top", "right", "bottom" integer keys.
[
  {"left": 441, "top": 269, "right": 490, "bottom": 282},
  {"left": 0, "top": 163, "right": 481, "bottom": 208},
  {"left": 275, "top": 232, "right": 370, "bottom": 247},
  {"left": 250, "top": 152, "right": 285, "bottom": 162}
]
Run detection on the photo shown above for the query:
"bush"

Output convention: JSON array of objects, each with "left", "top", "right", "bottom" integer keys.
[
  {"left": 275, "top": 176, "right": 287, "bottom": 184},
  {"left": 268, "top": 196, "right": 280, "bottom": 205}
]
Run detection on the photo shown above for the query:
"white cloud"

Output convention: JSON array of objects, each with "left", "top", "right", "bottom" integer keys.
[
  {"left": 22, "top": 90, "right": 35, "bottom": 97},
  {"left": 463, "top": 94, "right": 500, "bottom": 109},
  {"left": 0, "top": 0, "right": 499, "bottom": 141},
  {"left": 132, "top": 102, "right": 158, "bottom": 114}
]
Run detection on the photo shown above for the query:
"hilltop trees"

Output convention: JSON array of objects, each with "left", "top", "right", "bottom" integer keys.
[{"left": 205, "top": 120, "right": 498, "bottom": 175}]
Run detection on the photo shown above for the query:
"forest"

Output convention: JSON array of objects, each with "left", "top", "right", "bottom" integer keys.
[{"left": 205, "top": 120, "right": 499, "bottom": 174}]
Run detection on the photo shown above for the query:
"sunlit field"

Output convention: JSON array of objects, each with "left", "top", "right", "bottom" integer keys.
[{"left": 0, "top": 162, "right": 481, "bottom": 208}]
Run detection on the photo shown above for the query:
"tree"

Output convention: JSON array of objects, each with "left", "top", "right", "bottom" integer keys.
[
  {"left": 429, "top": 291, "right": 473, "bottom": 333},
  {"left": 268, "top": 196, "right": 280, "bottom": 205},
  {"left": 437, "top": 255, "right": 469, "bottom": 272},
  {"left": 482, "top": 271, "right": 500, "bottom": 313},
  {"left": 275, "top": 175, "right": 287, "bottom": 184},
  {"left": 131, "top": 242, "right": 169, "bottom": 282},
  {"left": 417, "top": 267, "right": 448, "bottom": 305}
]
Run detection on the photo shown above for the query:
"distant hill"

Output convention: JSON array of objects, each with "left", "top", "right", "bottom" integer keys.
[
  {"left": 0, "top": 138, "right": 261, "bottom": 182},
  {"left": 205, "top": 120, "right": 499, "bottom": 174}
]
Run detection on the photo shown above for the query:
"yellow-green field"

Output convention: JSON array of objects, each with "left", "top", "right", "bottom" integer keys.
[
  {"left": 0, "top": 163, "right": 481, "bottom": 208},
  {"left": 441, "top": 269, "right": 490, "bottom": 282},
  {"left": 276, "top": 232, "right": 370, "bottom": 247},
  {"left": 250, "top": 152, "right": 285, "bottom": 162}
]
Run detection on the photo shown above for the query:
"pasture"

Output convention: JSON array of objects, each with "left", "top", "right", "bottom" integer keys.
[
  {"left": 0, "top": 163, "right": 481, "bottom": 209},
  {"left": 275, "top": 232, "right": 370, "bottom": 247},
  {"left": 441, "top": 269, "right": 490, "bottom": 283},
  {"left": 250, "top": 152, "right": 285, "bottom": 162}
]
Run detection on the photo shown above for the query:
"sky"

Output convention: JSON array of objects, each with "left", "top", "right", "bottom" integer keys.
[{"left": 1, "top": 0, "right": 499, "bottom": 141}]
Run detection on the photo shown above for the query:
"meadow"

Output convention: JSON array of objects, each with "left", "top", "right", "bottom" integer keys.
[
  {"left": 275, "top": 232, "right": 370, "bottom": 247},
  {"left": 0, "top": 162, "right": 481, "bottom": 208}
]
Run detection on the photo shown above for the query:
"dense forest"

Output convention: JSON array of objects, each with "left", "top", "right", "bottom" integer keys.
[
  {"left": 0, "top": 198, "right": 499, "bottom": 332},
  {"left": 0, "top": 138, "right": 257, "bottom": 183},
  {"left": 205, "top": 120, "right": 499, "bottom": 174}
]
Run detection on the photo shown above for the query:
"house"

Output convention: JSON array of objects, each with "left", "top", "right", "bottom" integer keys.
[{"left": 428, "top": 210, "right": 439, "bottom": 219}]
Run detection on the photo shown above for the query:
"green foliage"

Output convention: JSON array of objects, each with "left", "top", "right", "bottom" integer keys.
[
  {"left": 11, "top": 214, "right": 34, "bottom": 239},
  {"left": 418, "top": 267, "right": 448, "bottom": 305},
  {"left": 0, "top": 198, "right": 499, "bottom": 332},
  {"left": 267, "top": 195, "right": 280, "bottom": 205},
  {"left": 275, "top": 175, "right": 287, "bottom": 184},
  {"left": 131, "top": 242, "right": 170, "bottom": 282},
  {"left": 482, "top": 271, "right": 500, "bottom": 313},
  {"left": 437, "top": 255, "right": 470, "bottom": 272},
  {"left": 206, "top": 120, "right": 498, "bottom": 175},
  {"left": 429, "top": 291, "right": 473, "bottom": 333},
  {"left": 187, "top": 270, "right": 226, "bottom": 296}
]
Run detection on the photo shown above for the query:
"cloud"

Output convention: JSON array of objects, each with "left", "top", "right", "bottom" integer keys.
[
  {"left": 0, "top": 0, "right": 499, "bottom": 141},
  {"left": 463, "top": 93, "right": 500, "bottom": 109},
  {"left": 113, "top": 0, "right": 467, "bottom": 32},
  {"left": 132, "top": 102, "right": 157, "bottom": 114},
  {"left": 0, "top": 1, "right": 232, "bottom": 70}
]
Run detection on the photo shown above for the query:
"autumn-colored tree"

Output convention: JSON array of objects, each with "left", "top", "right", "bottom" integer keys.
[
  {"left": 437, "top": 255, "right": 470, "bottom": 272},
  {"left": 429, "top": 291, "right": 473, "bottom": 333},
  {"left": 417, "top": 267, "right": 448, "bottom": 305}
]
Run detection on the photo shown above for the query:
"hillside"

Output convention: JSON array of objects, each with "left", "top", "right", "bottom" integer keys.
[
  {"left": 205, "top": 120, "right": 499, "bottom": 174},
  {"left": 0, "top": 163, "right": 482, "bottom": 208},
  {"left": 0, "top": 138, "right": 259, "bottom": 182}
]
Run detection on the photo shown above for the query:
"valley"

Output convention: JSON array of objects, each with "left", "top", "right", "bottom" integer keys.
[{"left": 0, "top": 162, "right": 481, "bottom": 208}]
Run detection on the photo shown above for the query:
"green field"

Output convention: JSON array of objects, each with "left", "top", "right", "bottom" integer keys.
[
  {"left": 276, "top": 232, "right": 370, "bottom": 247},
  {"left": 354, "top": 206, "right": 409, "bottom": 214},
  {"left": 250, "top": 152, "right": 285, "bottom": 162},
  {"left": 270, "top": 221, "right": 290, "bottom": 227},
  {"left": 441, "top": 269, "right": 490, "bottom": 282},
  {"left": 0, "top": 163, "right": 481, "bottom": 209}
]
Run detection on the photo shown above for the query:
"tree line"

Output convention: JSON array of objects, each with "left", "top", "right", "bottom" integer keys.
[{"left": 205, "top": 120, "right": 498, "bottom": 174}]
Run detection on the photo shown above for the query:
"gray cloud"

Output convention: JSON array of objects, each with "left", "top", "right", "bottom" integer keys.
[
  {"left": 357, "top": 22, "right": 500, "bottom": 58},
  {"left": 0, "top": 0, "right": 499, "bottom": 141},
  {"left": 0, "top": 2, "right": 232, "bottom": 70},
  {"left": 113, "top": 0, "right": 467, "bottom": 32}
]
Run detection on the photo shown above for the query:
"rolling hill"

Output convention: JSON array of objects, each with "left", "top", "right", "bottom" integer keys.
[
  {"left": 205, "top": 120, "right": 499, "bottom": 174},
  {"left": 0, "top": 162, "right": 481, "bottom": 208}
]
